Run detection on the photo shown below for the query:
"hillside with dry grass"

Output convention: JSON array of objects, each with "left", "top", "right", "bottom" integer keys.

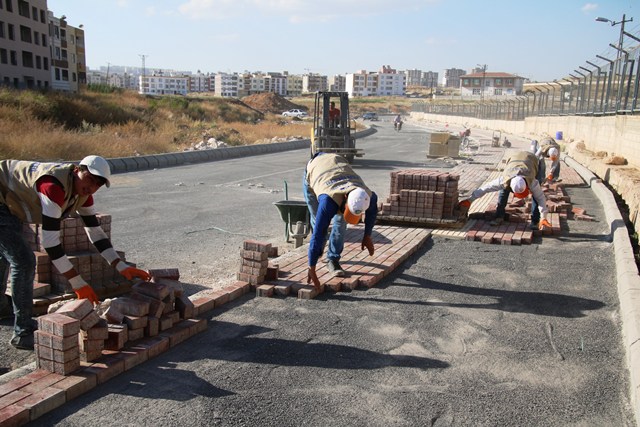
[{"left": 0, "top": 87, "right": 415, "bottom": 161}]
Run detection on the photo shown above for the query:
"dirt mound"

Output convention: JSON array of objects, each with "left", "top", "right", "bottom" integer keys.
[{"left": 241, "top": 93, "right": 306, "bottom": 115}]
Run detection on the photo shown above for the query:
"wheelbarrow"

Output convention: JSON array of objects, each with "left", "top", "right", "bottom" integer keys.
[{"left": 273, "top": 200, "right": 311, "bottom": 248}]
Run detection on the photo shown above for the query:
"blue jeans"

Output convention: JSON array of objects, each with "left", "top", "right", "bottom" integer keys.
[
  {"left": 0, "top": 204, "right": 36, "bottom": 338},
  {"left": 496, "top": 185, "right": 540, "bottom": 225},
  {"left": 302, "top": 170, "right": 346, "bottom": 262}
]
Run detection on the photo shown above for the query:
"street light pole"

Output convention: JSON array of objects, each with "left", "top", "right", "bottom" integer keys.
[{"left": 595, "top": 14, "right": 633, "bottom": 59}]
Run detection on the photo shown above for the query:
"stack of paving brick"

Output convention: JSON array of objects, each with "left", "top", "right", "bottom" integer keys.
[
  {"left": 237, "top": 240, "right": 273, "bottom": 288},
  {"left": 35, "top": 312, "right": 81, "bottom": 375},
  {"left": 11, "top": 214, "right": 134, "bottom": 315},
  {"left": 378, "top": 169, "right": 460, "bottom": 222}
]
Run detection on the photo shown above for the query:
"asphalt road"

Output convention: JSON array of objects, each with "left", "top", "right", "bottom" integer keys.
[{"left": 4, "top": 120, "right": 637, "bottom": 426}]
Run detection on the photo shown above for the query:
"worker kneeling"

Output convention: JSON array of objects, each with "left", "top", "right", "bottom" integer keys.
[
  {"left": 303, "top": 153, "right": 378, "bottom": 291},
  {"left": 459, "top": 151, "right": 551, "bottom": 230}
]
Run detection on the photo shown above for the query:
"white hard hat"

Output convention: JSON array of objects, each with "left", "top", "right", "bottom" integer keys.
[
  {"left": 548, "top": 147, "right": 559, "bottom": 160},
  {"left": 79, "top": 155, "right": 111, "bottom": 187},
  {"left": 344, "top": 188, "right": 370, "bottom": 225},
  {"left": 510, "top": 176, "right": 527, "bottom": 195}
]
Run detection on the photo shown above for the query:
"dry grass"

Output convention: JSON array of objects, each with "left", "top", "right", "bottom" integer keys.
[{"left": 0, "top": 88, "right": 396, "bottom": 161}]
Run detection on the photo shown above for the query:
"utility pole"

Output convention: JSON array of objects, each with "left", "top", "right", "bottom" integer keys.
[
  {"left": 477, "top": 64, "right": 487, "bottom": 101},
  {"left": 138, "top": 54, "right": 148, "bottom": 94},
  {"left": 105, "top": 62, "right": 110, "bottom": 86}
]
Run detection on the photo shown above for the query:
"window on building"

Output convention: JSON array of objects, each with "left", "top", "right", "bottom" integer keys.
[
  {"left": 5, "top": 0, "right": 12, "bottom": 12},
  {"left": 506, "top": 79, "right": 514, "bottom": 86},
  {"left": 8, "top": 23, "right": 14, "bottom": 40},
  {"left": 31, "top": 5, "right": 37, "bottom": 20},
  {"left": 494, "top": 89, "right": 502, "bottom": 95},
  {"left": 54, "top": 68, "right": 60, "bottom": 80},
  {"left": 34, "top": 31, "right": 38, "bottom": 45},
  {"left": 62, "top": 69, "right": 68, "bottom": 81},
  {"left": 17, "top": 0, "right": 28, "bottom": 17},
  {"left": 0, "top": 21, "right": 4, "bottom": 38},
  {"left": 0, "top": 1, "right": 3, "bottom": 9},
  {"left": 43, "top": 57, "right": 48, "bottom": 70},
  {"left": 35, "top": 55, "right": 40, "bottom": 69},
  {"left": 41, "top": 33, "right": 46, "bottom": 46},
  {"left": 495, "top": 78, "right": 502, "bottom": 86},
  {"left": 60, "top": 28, "right": 65, "bottom": 41},
  {"left": 72, "top": 72, "right": 76, "bottom": 82},
  {"left": 473, "top": 78, "right": 480, "bottom": 86},
  {"left": 20, "top": 25, "right": 31, "bottom": 43},
  {"left": 54, "top": 47, "right": 60, "bottom": 59},
  {"left": 21, "top": 51, "right": 33, "bottom": 68},
  {"left": 10, "top": 50, "right": 17, "bottom": 65},
  {"left": 472, "top": 88, "right": 481, "bottom": 95},
  {"left": 40, "top": 9, "right": 45, "bottom": 23},
  {"left": 61, "top": 49, "right": 67, "bottom": 60},
  {"left": 0, "top": 48, "right": 7, "bottom": 64}
]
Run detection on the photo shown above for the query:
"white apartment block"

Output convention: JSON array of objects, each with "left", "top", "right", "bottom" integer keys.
[
  {"left": 0, "top": 0, "right": 51, "bottom": 89},
  {"left": 139, "top": 73, "right": 188, "bottom": 95},
  {"left": 214, "top": 72, "right": 239, "bottom": 97},
  {"left": 266, "top": 73, "right": 287, "bottom": 96},
  {"left": 346, "top": 66, "right": 405, "bottom": 97}
]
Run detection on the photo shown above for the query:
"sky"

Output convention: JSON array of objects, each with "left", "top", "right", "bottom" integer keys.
[{"left": 46, "top": 0, "right": 639, "bottom": 82}]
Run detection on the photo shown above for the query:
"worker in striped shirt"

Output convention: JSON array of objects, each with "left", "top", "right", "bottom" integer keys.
[{"left": 0, "top": 155, "right": 150, "bottom": 350}]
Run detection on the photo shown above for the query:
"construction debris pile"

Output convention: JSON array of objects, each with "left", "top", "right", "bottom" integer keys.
[
  {"left": 378, "top": 169, "right": 460, "bottom": 222},
  {"left": 241, "top": 93, "right": 306, "bottom": 115}
]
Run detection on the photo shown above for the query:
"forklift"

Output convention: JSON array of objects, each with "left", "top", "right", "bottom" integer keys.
[{"left": 310, "top": 91, "right": 363, "bottom": 163}]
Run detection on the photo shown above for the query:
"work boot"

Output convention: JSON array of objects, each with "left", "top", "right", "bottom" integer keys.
[
  {"left": 489, "top": 217, "right": 503, "bottom": 226},
  {"left": 326, "top": 259, "right": 345, "bottom": 277},
  {"left": 529, "top": 222, "right": 539, "bottom": 231},
  {"left": 10, "top": 334, "right": 34, "bottom": 351}
]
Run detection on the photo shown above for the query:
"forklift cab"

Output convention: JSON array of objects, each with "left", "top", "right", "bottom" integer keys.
[{"left": 310, "top": 91, "right": 363, "bottom": 163}]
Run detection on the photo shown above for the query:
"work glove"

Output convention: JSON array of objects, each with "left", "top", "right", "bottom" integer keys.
[
  {"left": 361, "top": 234, "right": 375, "bottom": 256},
  {"left": 116, "top": 261, "right": 151, "bottom": 281},
  {"left": 539, "top": 219, "right": 552, "bottom": 230},
  {"left": 458, "top": 199, "right": 471, "bottom": 209},
  {"left": 75, "top": 285, "right": 99, "bottom": 305},
  {"left": 547, "top": 174, "right": 553, "bottom": 182}
]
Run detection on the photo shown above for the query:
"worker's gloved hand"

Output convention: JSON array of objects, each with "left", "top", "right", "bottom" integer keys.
[
  {"left": 547, "top": 174, "right": 553, "bottom": 182},
  {"left": 539, "top": 219, "right": 552, "bottom": 230},
  {"left": 458, "top": 199, "right": 471, "bottom": 209},
  {"left": 74, "top": 285, "right": 99, "bottom": 305},
  {"left": 116, "top": 261, "right": 151, "bottom": 281},
  {"left": 361, "top": 234, "right": 375, "bottom": 256},
  {"left": 307, "top": 266, "right": 321, "bottom": 292}
]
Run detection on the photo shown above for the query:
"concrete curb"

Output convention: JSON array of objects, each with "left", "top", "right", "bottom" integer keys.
[
  {"left": 103, "top": 126, "right": 377, "bottom": 174},
  {"left": 564, "top": 154, "right": 640, "bottom": 426}
]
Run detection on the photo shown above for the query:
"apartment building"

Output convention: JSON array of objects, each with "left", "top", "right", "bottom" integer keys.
[
  {"left": 443, "top": 68, "right": 466, "bottom": 88},
  {"left": 405, "top": 69, "right": 438, "bottom": 88},
  {"left": 302, "top": 73, "right": 327, "bottom": 93},
  {"left": 286, "top": 74, "right": 302, "bottom": 97},
  {"left": 48, "top": 12, "right": 85, "bottom": 92},
  {"left": 377, "top": 65, "right": 405, "bottom": 96},
  {"left": 0, "top": 0, "right": 50, "bottom": 89},
  {"left": 345, "top": 66, "right": 405, "bottom": 97},
  {"left": 214, "top": 72, "right": 239, "bottom": 97},
  {"left": 460, "top": 72, "right": 525, "bottom": 97},
  {"left": 266, "top": 72, "right": 287, "bottom": 96},
  {"left": 328, "top": 74, "right": 345, "bottom": 91},
  {"left": 139, "top": 72, "right": 188, "bottom": 95},
  {"left": 345, "top": 70, "right": 377, "bottom": 97},
  {"left": 189, "top": 71, "right": 213, "bottom": 93}
]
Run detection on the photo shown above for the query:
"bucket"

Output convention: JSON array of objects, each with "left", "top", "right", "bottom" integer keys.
[{"left": 555, "top": 131, "right": 563, "bottom": 141}]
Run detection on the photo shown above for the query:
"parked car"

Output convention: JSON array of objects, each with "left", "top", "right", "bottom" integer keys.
[
  {"left": 362, "top": 112, "right": 379, "bottom": 121},
  {"left": 282, "top": 109, "right": 308, "bottom": 118}
]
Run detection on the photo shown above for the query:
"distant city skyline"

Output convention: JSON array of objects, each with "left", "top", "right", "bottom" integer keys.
[{"left": 47, "top": 0, "right": 638, "bottom": 82}]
